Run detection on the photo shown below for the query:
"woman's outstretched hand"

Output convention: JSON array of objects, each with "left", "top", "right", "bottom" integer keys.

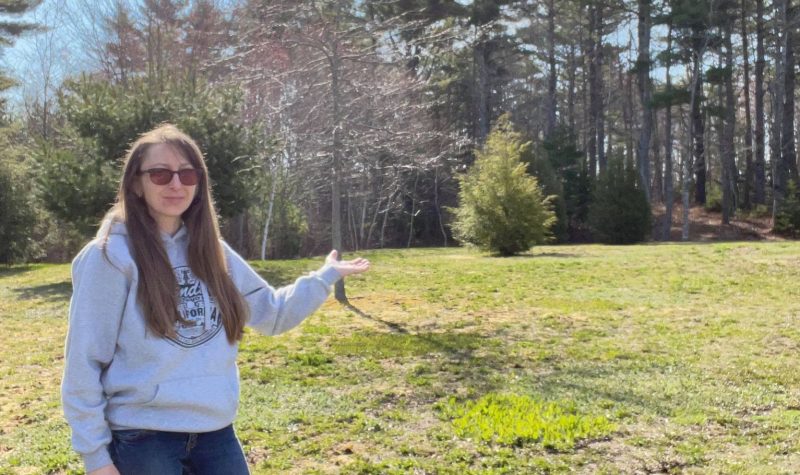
[{"left": 325, "top": 250, "right": 370, "bottom": 277}]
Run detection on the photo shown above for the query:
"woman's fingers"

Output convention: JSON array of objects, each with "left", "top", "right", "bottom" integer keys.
[
  {"left": 345, "top": 258, "right": 369, "bottom": 266},
  {"left": 335, "top": 259, "right": 370, "bottom": 275},
  {"left": 324, "top": 250, "right": 370, "bottom": 276}
]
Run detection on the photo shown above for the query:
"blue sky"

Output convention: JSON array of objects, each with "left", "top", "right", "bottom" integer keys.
[{"left": 2, "top": 0, "right": 119, "bottom": 111}]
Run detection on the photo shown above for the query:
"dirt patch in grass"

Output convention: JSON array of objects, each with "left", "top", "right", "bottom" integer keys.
[{"left": 652, "top": 204, "right": 779, "bottom": 241}]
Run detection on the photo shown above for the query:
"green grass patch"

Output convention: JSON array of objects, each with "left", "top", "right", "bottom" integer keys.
[
  {"left": 290, "top": 351, "right": 334, "bottom": 367},
  {"left": 437, "top": 393, "right": 615, "bottom": 451}
]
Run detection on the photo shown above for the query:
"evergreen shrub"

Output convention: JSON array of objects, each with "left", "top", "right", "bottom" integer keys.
[
  {"left": 774, "top": 181, "right": 800, "bottom": 237},
  {"left": 451, "top": 116, "right": 556, "bottom": 256},
  {"left": 588, "top": 157, "right": 651, "bottom": 244},
  {"left": 0, "top": 160, "right": 36, "bottom": 263}
]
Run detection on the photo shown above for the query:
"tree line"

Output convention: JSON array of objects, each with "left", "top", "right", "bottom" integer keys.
[{"left": 1, "top": 0, "right": 800, "bottom": 263}]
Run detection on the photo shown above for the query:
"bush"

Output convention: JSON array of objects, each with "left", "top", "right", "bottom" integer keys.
[
  {"left": 269, "top": 199, "right": 308, "bottom": 258},
  {"left": 588, "top": 157, "right": 651, "bottom": 244},
  {"left": 704, "top": 182, "right": 723, "bottom": 212},
  {"left": 773, "top": 180, "right": 800, "bottom": 237},
  {"left": 0, "top": 161, "right": 37, "bottom": 263},
  {"left": 524, "top": 126, "right": 590, "bottom": 243},
  {"left": 542, "top": 126, "right": 591, "bottom": 242},
  {"left": 563, "top": 163, "right": 593, "bottom": 242},
  {"left": 35, "top": 140, "right": 118, "bottom": 236},
  {"left": 0, "top": 126, "right": 39, "bottom": 263},
  {"left": 59, "top": 75, "right": 262, "bottom": 220},
  {"left": 522, "top": 144, "right": 568, "bottom": 243},
  {"left": 741, "top": 203, "right": 771, "bottom": 220},
  {"left": 451, "top": 116, "right": 556, "bottom": 256}
]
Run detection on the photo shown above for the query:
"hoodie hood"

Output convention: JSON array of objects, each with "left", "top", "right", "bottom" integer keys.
[{"left": 98, "top": 217, "right": 188, "bottom": 247}]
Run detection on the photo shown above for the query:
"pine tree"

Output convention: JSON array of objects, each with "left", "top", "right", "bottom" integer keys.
[
  {"left": 588, "top": 156, "right": 652, "bottom": 244},
  {"left": 452, "top": 116, "right": 556, "bottom": 256},
  {"left": 773, "top": 180, "right": 800, "bottom": 237}
]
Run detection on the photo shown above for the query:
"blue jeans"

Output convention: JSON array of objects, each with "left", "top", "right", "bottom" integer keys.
[{"left": 108, "top": 424, "right": 250, "bottom": 475}]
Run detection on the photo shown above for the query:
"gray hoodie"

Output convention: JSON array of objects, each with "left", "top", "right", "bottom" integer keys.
[{"left": 61, "top": 221, "right": 341, "bottom": 471}]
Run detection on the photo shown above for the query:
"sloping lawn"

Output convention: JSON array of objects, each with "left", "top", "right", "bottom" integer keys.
[{"left": 2, "top": 242, "right": 800, "bottom": 474}]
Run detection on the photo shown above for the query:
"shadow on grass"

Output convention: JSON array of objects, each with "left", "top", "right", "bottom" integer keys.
[
  {"left": 532, "top": 362, "right": 683, "bottom": 417},
  {"left": 344, "top": 303, "right": 408, "bottom": 334},
  {"left": 335, "top": 303, "right": 507, "bottom": 396},
  {"left": 13, "top": 281, "right": 73, "bottom": 302},
  {"left": 520, "top": 252, "right": 581, "bottom": 258},
  {"left": 477, "top": 252, "right": 581, "bottom": 259},
  {"left": 0, "top": 265, "right": 35, "bottom": 278},
  {"left": 341, "top": 304, "right": 685, "bottom": 416},
  {"left": 343, "top": 302, "right": 486, "bottom": 355}
]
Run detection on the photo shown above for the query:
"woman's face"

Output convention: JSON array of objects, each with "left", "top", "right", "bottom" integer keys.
[{"left": 133, "top": 143, "right": 199, "bottom": 234}]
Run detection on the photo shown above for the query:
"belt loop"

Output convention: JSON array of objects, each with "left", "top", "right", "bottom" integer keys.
[{"left": 187, "top": 432, "right": 198, "bottom": 452}]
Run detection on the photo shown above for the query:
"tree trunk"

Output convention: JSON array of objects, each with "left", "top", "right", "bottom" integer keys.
[
  {"left": 742, "top": 0, "right": 754, "bottom": 209},
  {"left": 692, "top": 58, "right": 706, "bottom": 205},
  {"left": 770, "top": 81, "right": 784, "bottom": 211},
  {"left": 722, "top": 21, "right": 738, "bottom": 224},
  {"left": 359, "top": 185, "right": 368, "bottom": 247},
  {"left": 772, "top": 0, "right": 788, "bottom": 218},
  {"left": 546, "top": 0, "right": 557, "bottom": 137},
  {"left": 636, "top": 0, "right": 652, "bottom": 201},
  {"left": 596, "top": 3, "right": 606, "bottom": 173},
  {"left": 650, "top": 110, "right": 664, "bottom": 203},
  {"left": 782, "top": 26, "right": 798, "bottom": 185},
  {"left": 580, "top": 18, "right": 589, "bottom": 156},
  {"left": 754, "top": 0, "right": 767, "bottom": 204},
  {"left": 662, "top": 24, "right": 674, "bottom": 240},
  {"left": 260, "top": 162, "right": 277, "bottom": 260},
  {"left": 652, "top": 111, "right": 662, "bottom": 202},
  {"left": 365, "top": 191, "right": 386, "bottom": 248},
  {"left": 380, "top": 192, "right": 393, "bottom": 248},
  {"left": 347, "top": 190, "right": 358, "bottom": 251},
  {"left": 685, "top": 47, "right": 705, "bottom": 240},
  {"left": 623, "top": 60, "right": 635, "bottom": 167},
  {"left": 587, "top": 4, "right": 598, "bottom": 178},
  {"left": 407, "top": 170, "right": 419, "bottom": 248},
  {"left": 330, "top": 38, "right": 347, "bottom": 303},
  {"left": 473, "top": 33, "right": 490, "bottom": 144},
  {"left": 434, "top": 166, "right": 448, "bottom": 246},
  {"left": 568, "top": 42, "right": 577, "bottom": 132}
]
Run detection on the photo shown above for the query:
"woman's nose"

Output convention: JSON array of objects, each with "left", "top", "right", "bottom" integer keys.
[{"left": 168, "top": 172, "right": 182, "bottom": 188}]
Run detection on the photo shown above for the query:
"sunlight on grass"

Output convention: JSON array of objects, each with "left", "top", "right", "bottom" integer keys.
[{"left": 437, "top": 393, "right": 616, "bottom": 451}]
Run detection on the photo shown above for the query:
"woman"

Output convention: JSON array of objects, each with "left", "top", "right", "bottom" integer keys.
[{"left": 61, "top": 124, "right": 369, "bottom": 475}]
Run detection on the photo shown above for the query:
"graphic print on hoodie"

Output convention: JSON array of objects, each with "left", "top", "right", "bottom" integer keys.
[{"left": 172, "top": 266, "right": 221, "bottom": 348}]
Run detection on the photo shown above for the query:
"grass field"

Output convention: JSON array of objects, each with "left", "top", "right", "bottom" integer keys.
[{"left": 1, "top": 242, "right": 800, "bottom": 474}]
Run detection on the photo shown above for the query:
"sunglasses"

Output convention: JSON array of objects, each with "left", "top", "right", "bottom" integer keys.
[{"left": 138, "top": 168, "right": 203, "bottom": 186}]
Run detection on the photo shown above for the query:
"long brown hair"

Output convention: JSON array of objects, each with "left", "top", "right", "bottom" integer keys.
[{"left": 101, "top": 124, "right": 248, "bottom": 344}]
